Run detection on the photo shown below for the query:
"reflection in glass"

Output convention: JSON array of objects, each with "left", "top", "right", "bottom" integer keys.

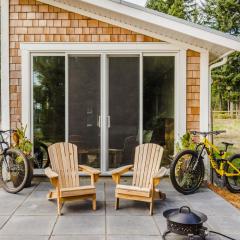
[
  {"left": 33, "top": 56, "right": 65, "bottom": 168},
  {"left": 143, "top": 56, "right": 175, "bottom": 165},
  {"left": 68, "top": 56, "right": 100, "bottom": 168},
  {"left": 109, "top": 56, "right": 139, "bottom": 168}
]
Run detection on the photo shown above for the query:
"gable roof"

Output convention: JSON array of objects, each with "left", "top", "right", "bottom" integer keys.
[{"left": 39, "top": 0, "right": 240, "bottom": 62}]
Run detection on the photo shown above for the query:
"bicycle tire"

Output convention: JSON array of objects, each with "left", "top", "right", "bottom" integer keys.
[
  {"left": 0, "top": 148, "right": 29, "bottom": 194},
  {"left": 34, "top": 142, "right": 50, "bottom": 169},
  {"left": 170, "top": 149, "right": 205, "bottom": 195},
  {"left": 225, "top": 153, "right": 240, "bottom": 193}
]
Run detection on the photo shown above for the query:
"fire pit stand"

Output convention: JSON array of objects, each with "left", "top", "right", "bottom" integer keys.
[{"left": 162, "top": 206, "right": 237, "bottom": 240}]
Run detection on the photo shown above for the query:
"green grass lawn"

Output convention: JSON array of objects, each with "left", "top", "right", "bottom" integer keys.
[{"left": 213, "top": 118, "right": 240, "bottom": 155}]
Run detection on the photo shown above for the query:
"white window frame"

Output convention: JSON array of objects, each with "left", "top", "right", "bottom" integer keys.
[{"left": 21, "top": 42, "right": 187, "bottom": 173}]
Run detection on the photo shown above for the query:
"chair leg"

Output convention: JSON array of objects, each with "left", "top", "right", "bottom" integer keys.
[
  {"left": 92, "top": 195, "right": 97, "bottom": 211},
  {"left": 149, "top": 199, "right": 153, "bottom": 215},
  {"left": 57, "top": 196, "right": 62, "bottom": 216},
  {"left": 115, "top": 198, "right": 119, "bottom": 210}
]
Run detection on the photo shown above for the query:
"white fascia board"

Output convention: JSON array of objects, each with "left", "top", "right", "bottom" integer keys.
[
  {"left": 1, "top": 0, "right": 10, "bottom": 130},
  {"left": 80, "top": 0, "right": 240, "bottom": 51}
]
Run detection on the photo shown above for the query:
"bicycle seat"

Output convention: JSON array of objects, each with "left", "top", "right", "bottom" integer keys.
[{"left": 222, "top": 142, "right": 234, "bottom": 147}]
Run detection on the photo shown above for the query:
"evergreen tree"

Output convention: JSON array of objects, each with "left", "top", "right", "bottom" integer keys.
[
  {"left": 146, "top": 0, "right": 201, "bottom": 23},
  {"left": 168, "top": 0, "right": 185, "bottom": 19},
  {"left": 146, "top": 0, "right": 185, "bottom": 19},
  {"left": 185, "top": 0, "right": 200, "bottom": 23},
  {"left": 203, "top": 0, "right": 240, "bottom": 112}
]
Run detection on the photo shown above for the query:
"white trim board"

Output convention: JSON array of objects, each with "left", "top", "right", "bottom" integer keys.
[
  {"left": 200, "top": 50, "right": 210, "bottom": 132},
  {"left": 20, "top": 42, "right": 183, "bottom": 52},
  {"left": 1, "top": 0, "right": 10, "bottom": 130}
]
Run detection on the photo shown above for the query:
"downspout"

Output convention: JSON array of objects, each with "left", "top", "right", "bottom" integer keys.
[{"left": 208, "top": 50, "right": 234, "bottom": 183}]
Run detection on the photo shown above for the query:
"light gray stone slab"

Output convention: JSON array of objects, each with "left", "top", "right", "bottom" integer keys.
[
  {"left": 105, "top": 187, "right": 115, "bottom": 202},
  {"left": 207, "top": 214, "right": 240, "bottom": 236},
  {"left": 107, "top": 216, "right": 160, "bottom": 235},
  {"left": 0, "top": 236, "right": 49, "bottom": 240},
  {"left": 0, "top": 185, "right": 37, "bottom": 215},
  {"left": 34, "top": 182, "right": 52, "bottom": 191},
  {"left": 0, "top": 216, "right": 56, "bottom": 235},
  {"left": 51, "top": 236, "right": 105, "bottom": 240},
  {"left": 14, "top": 197, "right": 57, "bottom": 216},
  {"left": 61, "top": 200, "right": 105, "bottom": 215},
  {"left": 53, "top": 216, "right": 105, "bottom": 235},
  {"left": 0, "top": 216, "right": 9, "bottom": 229},
  {"left": 107, "top": 236, "right": 163, "bottom": 240},
  {"left": 106, "top": 200, "right": 149, "bottom": 215}
]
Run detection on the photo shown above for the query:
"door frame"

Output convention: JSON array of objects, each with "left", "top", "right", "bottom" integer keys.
[{"left": 21, "top": 42, "right": 186, "bottom": 173}]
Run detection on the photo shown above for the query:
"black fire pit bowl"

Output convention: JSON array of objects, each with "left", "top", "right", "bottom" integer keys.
[{"left": 163, "top": 206, "right": 208, "bottom": 236}]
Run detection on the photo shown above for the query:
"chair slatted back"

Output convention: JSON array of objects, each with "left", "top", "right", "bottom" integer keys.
[
  {"left": 132, "top": 143, "right": 164, "bottom": 188},
  {"left": 48, "top": 142, "right": 79, "bottom": 188}
]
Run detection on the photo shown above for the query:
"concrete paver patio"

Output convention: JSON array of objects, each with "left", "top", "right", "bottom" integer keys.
[{"left": 0, "top": 177, "right": 239, "bottom": 240}]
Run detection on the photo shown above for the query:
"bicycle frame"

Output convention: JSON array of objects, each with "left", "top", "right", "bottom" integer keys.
[{"left": 201, "top": 137, "right": 240, "bottom": 177}]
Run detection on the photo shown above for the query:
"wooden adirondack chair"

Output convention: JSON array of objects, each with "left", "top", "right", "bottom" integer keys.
[
  {"left": 111, "top": 143, "right": 167, "bottom": 215},
  {"left": 45, "top": 142, "right": 101, "bottom": 215}
]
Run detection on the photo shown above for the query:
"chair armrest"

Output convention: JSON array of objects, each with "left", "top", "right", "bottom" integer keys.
[
  {"left": 111, "top": 164, "right": 133, "bottom": 184},
  {"left": 79, "top": 165, "right": 101, "bottom": 185},
  {"left": 111, "top": 164, "right": 133, "bottom": 175},
  {"left": 45, "top": 167, "right": 58, "bottom": 179},
  {"left": 79, "top": 165, "right": 101, "bottom": 175},
  {"left": 153, "top": 167, "right": 168, "bottom": 179},
  {"left": 152, "top": 167, "right": 168, "bottom": 187}
]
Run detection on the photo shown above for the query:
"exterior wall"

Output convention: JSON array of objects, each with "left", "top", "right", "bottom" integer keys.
[
  {"left": 186, "top": 50, "right": 200, "bottom": 131},
  {"left": 9, "top": 0, "right": 159, "bottom": 128},
  {"left": 9, "top": 0, "right": 200, "bottom": 132}
]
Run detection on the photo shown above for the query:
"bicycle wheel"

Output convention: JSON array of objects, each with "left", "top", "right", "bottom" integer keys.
[
  {"left": 170, "top": 150, "right": 205, "bottom": 194},
  {"left": 225, "top": 154, "right": 240, "bottom": 193},
  {"left": 0, "top": 148, "right": 29, "bottom": 193},
  {"left": 34, "top": 142, "right": 50, "bottom": 169}
]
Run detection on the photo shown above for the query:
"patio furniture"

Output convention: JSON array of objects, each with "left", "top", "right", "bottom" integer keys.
[
  {"left": 111, "top": 143, "right": 167, "bottom": 215},
  {"left": 45, "top": 142, "right": 101, "bottom": 215}
]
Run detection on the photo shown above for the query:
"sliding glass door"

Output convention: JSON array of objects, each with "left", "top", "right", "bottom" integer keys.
[
  {"left": 68, "top": 56, "right": 101, "bottom": 168},
  {"left": 108, "top": 56, "right": 140, "bottom": 169},
  {"left": 143, "top": 56, "right": 175, "bottom": 164},
  {"left": 33, "top": 56, "right": 65, "bottom": 168},
  {"left": 32, "top": 53, "right": 175, "bottom": 171}
]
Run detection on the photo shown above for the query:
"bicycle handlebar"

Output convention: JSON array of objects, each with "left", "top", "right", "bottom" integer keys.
[
  {"left": 190, "top": 130, "right": 226, "bottom": 136},
  {"left": 0, "top": 129, "right": 16, "bottom": 134}
]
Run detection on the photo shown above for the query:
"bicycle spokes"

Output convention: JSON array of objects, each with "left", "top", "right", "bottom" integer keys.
[{"left": 175, "top": 153, "right": 203, "bottom": 190}]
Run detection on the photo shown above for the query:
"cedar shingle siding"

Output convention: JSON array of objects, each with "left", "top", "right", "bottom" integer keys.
[{"left": 9, "top": 0, "right": 200, "bottom": 131}]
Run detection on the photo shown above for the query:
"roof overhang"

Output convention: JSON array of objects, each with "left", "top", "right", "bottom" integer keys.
[{"left": 38, "top": 0, "right": 240, "bottom": 62}]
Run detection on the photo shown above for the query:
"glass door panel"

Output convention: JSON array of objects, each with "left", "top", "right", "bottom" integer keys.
[
  {"left": 143, "top": 56, "right": 175, "bottom": 165},
  {"left": 33, "top": 56, "right": 65, "bottom": 169},
  {"left": 108, "top": 56, "right": 140, "bottom": 168},
  {"left": 68, "top": 56, "right": 101, "bottom": 168}
]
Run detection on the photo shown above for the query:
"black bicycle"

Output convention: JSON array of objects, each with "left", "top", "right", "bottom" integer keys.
[{"left": 0, "top": 130, "right": 29, "bottom": 193}]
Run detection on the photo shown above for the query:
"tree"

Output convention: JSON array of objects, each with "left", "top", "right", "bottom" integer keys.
[
  {"left": 185, "top": 0, "right": 200, "bottom": 23},
  {"left": 146, "top": 0, "right": 201, "bottom": 23},
  {"left": 146, "top": 0, "right": 185, "bottom": 19},
  {"left": 203, "top": 0, "right": 240, "bottom": 113}
]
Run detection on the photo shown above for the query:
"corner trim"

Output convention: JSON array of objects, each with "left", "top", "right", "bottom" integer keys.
[
  {"left": 200, "top": 50, "right": 210, "bottom": 132},
  {"left": 1, "top": 0, "right": 10, "bottom": 130}
]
